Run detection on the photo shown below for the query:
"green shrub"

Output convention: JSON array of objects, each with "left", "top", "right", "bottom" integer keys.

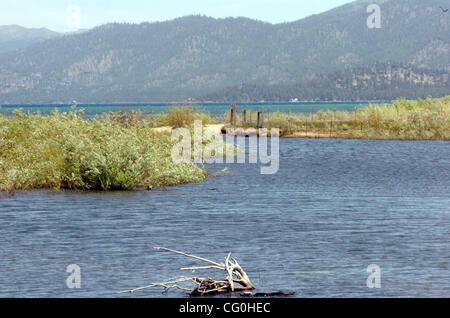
[
  {"left": 0, "top": 109, "right": 208, "bottom": 192},
  {"left": 157, "top": 106, "right": 214, "bottom": 128}
]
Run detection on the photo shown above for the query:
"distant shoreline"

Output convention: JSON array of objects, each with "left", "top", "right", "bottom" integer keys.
[{"left": 0, "top": 100, "right": 391, "bottom": 107}]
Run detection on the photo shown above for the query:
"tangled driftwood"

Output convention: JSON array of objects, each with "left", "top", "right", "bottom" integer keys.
[{"left": 118, "top": 247, "right": 255, "bottom": 296}]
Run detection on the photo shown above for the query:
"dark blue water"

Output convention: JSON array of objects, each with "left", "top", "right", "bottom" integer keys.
[
  {"left": 0, "top": 102, "right": 373, "bottom": 117},
  {"left": 0, "top": 138, "right": 449, "bottom": 297}
]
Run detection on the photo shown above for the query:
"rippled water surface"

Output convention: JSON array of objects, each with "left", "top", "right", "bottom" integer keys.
[{"left": 0, "top": 139, "right": 449, "bottom": 297}]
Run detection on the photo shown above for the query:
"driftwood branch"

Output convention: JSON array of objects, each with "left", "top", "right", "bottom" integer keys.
[
  {"left": 118, "top": 247, "right": 255, "bottom": 296},
  {"left": 118, "top": 247, "right": 294, "bottom": 296},
  {"left": 117, "top": 277, "right": 194, "bottom": 294},
  {"left": 180, "top": 265, "right": 224, "bottom": 271},
  {"left": 241, "top": 291, "right": 296, "bottom": 297},
  {"left": 154, "top": 247, "right": 225, "bottom": 268}
]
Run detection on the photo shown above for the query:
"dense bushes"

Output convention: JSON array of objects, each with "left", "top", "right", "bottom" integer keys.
[
  {"left": 0, "top": 108, "right": 208, "bottom": 192},
  {"left": 156, "top": 106, "right": 215, "bottom": 128}
]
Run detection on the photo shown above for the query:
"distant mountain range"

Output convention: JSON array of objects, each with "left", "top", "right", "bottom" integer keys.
[
  {"left": 0, "top": 0, "right": 448, "bottom": 104},
  {"left": 0, "top": 25, "right": 89, "bottom": 54},
  {"left": 0, "top": 25, "right": 61, "bottom": 53}
]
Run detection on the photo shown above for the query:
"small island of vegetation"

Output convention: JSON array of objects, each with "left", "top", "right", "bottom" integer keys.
[
  {"left": 224, "top": 96, "right": 450, "bottom": 140},
  {"left": 0, "top": 107, "right": 213, "bottom": 193},
  {"left": 1, "top": 96, "right": 448, "bottom": 193}
]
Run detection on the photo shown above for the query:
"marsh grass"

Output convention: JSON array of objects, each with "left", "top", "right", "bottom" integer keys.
[
  {"left": 0, "top": 108, "right": 209, "bottom": 193},
  {"left": 223, "top": 97, "right": 449, "bottom": 139},
  {"left": 340, "top": 97, "right": 450, "bottom": 140},
  {"left": 1, "top": 98, "right": 447, "bottom": 192},
  {"left": 156, "top": 106, "right": 215, "bottom": 128}
]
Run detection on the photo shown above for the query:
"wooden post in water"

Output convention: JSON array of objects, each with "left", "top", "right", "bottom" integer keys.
[
  {"left": 305, "top": 117, "right": 308, "bottom": 137},
  {"left": 330, "top": 107, "right": 336, "bottom": 137},
  {"left": 330, "top": 114, "right": 333, "bottom": 138},
  {"left": 230, "top": 104, "right": 237, "bottom": 126},
  {"left": 334, "top": 107, "right": 336, "bottom": 126},
  {"left": 257, "top": 107, "right": 264, "bottom": 128},
  {"left": 288, "top": 109, "right": 292, "bottom": 133},
  {"left": 262, "top": 107, "right": 264, "bottom": 128},
  {"left": 243, "top": 105, "right": 247, "bottom": 124},
  {"left": 257, "top": 108, "right": 261, "bottom": 128}
]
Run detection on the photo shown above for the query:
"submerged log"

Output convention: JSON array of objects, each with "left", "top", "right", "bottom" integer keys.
[{"left": 241, "top": 291, "right": 296, "bottom": 297}]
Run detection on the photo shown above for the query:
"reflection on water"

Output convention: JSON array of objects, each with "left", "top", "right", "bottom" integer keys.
[{"left": 0, "top": 139, "right": 449, "bottom": 297}]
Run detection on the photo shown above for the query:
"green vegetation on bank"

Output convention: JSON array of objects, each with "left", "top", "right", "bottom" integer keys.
[
  {"left": 0, "top": 108, "right": 210, "bottom": 193},
  {"left": 1, "top": 97, "right": 448, "bottom": 192},
  {"left": 156, "top": 106, "right": 216, "bottom": 128},
  {"left": 109, "top": 106, "right": 216, "bottom": 129},
  {"left": 224, "top": 96, "right": 450, "bottom": 140}
]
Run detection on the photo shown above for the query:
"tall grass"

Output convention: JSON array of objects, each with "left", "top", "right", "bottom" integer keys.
[
  {"left": 0, "top": 109, "right": 208, "bottom": 192},
  {"left": 344, "top": 96, "right": 450, "bottom": 139},
  {"left": 156, "top": 106, "right": 215, "bottom": 128},
  {"left": 223, "top": 96, "right": 449, "bottom": 139}
]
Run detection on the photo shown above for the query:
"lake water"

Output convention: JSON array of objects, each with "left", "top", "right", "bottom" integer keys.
[
  {"left": 0, "top": 138, "right": 449, "bottom": 298},
  {"left": 0, "top": 101, "right": 374, "bottom": 117}
]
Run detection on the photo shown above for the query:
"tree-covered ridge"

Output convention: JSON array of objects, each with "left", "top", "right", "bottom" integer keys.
[
  {"left": 0, "top": 0, "right": 448, "bottom": 103},
  {"left": 202, "top": 63, "right": 450, "bottom": 102}
]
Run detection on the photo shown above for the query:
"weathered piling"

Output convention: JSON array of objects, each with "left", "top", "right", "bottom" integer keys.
[
  {"left": 305, "top": 118, "right": 308, "bottom": 137},
  {"left": 230, "top": 104, "right": 237, "bottom": 126},
  {"left": 243, "top": 105, "right": 247, "bottom": 123},
  {"left": 257, "top": 106, "right": 264, "bottom": 128},
  {"left": 288, "top": 109, "right": 292, "bottom": 132}
]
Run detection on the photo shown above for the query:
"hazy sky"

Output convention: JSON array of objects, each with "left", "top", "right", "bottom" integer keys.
[{"left": 0, "top": 0, "right": 355, "bottom": 32}]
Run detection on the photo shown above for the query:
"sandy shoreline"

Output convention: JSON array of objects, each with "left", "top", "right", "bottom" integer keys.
[
  {"left": 152, "top": 124, "right": 449, "bottom": 141},
  {"left": 152, "top": 124, "right": 225, "bottom": 134}
]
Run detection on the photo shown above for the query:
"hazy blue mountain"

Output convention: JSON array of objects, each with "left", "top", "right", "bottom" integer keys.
[
  {"left": 0, "top": 25, "right": 62, "bottom": 53},
  {"left": 0, "top": 0, "right": 448, "bottom": 103}
]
